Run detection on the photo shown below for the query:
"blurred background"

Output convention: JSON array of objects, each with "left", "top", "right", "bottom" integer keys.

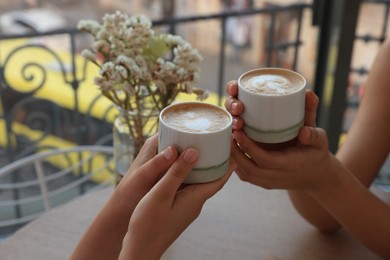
[{"left": 0, "top": 0, "right": 389, "bottom": 238}]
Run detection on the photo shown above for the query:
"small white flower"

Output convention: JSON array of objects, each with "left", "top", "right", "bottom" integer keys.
[
  {"left": 95, "top": 77, "right": 113, "bottom": 91},
  {"left": 100, "top": 62, "right": 115, "bottom": 78},
  {"left": 116, "top": 65, "right": 128, "bottom": 79},
  {"left": 81, "top": 49, "right": 97, "bottom": 62},
  {"left": 130, "top": 64, "right": 143, "bottom": 79},
  {"left": 93, "top": 40, "right": 110, "bottom": 52},
  {"left": 77, "top": 20, "right": 101, "bottom": 36}
]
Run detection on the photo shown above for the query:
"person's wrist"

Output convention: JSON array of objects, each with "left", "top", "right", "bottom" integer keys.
[
  {"left": 119, "top": 232, "right": 164, "bottom": 260},
  {"left": 306, "top": 153, "right": 351, "bottom": 201}
]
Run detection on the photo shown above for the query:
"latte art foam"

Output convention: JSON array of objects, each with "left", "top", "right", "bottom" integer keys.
[
  {"left": 241, "top": 71, "right": 303, "bottom": 96},
  {"left": 162, "top": 104, "right": 230, "bottom": 133},
  {"left": 247, "top": 75, "right": 289, "bottom": 95}
]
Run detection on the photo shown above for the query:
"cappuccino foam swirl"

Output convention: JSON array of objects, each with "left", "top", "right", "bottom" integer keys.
[
  {"left": 246, "top": 75, "right": 292, "bottom": 95},
  {"left": 163, "top": 105, "right": 230, "bottom": 133},
  {"left": 241, "top": 71, "right": 303, "bottom": 96}
]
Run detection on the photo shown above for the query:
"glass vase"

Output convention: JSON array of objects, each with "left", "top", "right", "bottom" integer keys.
[{"left": 113, "top": 106, "right": 160, "bottom": 184}]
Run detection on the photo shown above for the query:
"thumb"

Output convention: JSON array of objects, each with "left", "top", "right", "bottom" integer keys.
[{"left": 298, "top": 126, "right": 328, "bottom": 149}]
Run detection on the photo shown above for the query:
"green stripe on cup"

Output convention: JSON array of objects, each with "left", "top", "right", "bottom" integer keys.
[
  {"left": 184, "top": 158, "right": 230, "bottom": 184},
  {"left": 244, "top": 120, "right": 304, "bottom": 143}
]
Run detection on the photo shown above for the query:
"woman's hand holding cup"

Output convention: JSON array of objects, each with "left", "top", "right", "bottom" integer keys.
[{"left": 224, "top": 74, "right": 333, "bottom": 192}]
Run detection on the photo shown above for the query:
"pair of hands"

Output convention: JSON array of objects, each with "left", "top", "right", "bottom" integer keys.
[
  {"left": 119, "top": 81, "right": 330, "bottom": 257},
  {"left": 224, "top": 80, "right": 333, "bottom": 192},
  {"left": 73, "top": 80, "right": 330, "bottom": 260}
]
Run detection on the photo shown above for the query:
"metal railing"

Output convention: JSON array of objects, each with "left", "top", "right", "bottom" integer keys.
[{"left": 0, "top": 145, "right": 114, "bottom": 236}]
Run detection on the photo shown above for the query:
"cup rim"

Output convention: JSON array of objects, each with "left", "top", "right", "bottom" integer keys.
[
  {"left": 238, "top": 67, "right": 306, "bottom": 97},
  {"left": 159, "top": 102, "right": 233, "bottom": 135}
]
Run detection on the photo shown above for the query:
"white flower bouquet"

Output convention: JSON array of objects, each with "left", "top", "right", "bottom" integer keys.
[{"left": 78, "top": 12, "right": 207, "bottom": 156}]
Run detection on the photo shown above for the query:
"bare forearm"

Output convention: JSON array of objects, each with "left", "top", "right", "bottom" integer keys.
[
  {"left": 288, "top": 150, "right": 390, "bottom": 257},
  {"left": 118, "top": 233, "right": 163, "bottom": 260},
  {"left": 308, "top": 158, "right": 390, "bottom": 258},
  {"left": 288, "top": 190, "right": 340, "bottom": 232},
  {"left": 70, "top": 191, "right": 132, "bottom": 260},
  {"left": 287, "top": 149, "right": 341, "bottom": 232}
]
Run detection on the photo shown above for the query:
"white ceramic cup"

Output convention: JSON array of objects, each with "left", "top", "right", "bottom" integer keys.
[
  {"left": 158, "top": 102, "right": 232, "bottom": 184},
  {"left": 238, "top": 67, "right": 306, "bottom": 143}
]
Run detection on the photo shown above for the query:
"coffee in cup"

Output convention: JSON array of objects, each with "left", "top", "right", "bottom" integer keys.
[
  {"left": 162, "top": 103, "right": 230, "bottom": 133},
  {"left": 238, "top": 67, "right": 306, "bottom": 144},
  {"left": 158, "top": 102, "right": 232, "bottom": 184}
]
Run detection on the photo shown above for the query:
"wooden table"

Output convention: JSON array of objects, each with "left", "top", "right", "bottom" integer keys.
[{"left": 0, "top": 174, "right": 384, "bottom": 260}]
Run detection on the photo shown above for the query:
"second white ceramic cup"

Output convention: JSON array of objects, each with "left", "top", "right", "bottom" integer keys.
[{"left": 238, "top": 67, "right": 306, "bottom": 143}]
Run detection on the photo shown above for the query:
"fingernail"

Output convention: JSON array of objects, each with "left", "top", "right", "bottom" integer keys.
[
  {"left": 233, "top": 118, "right": 238, "bottom": 128},
  {"left": 231, "top": 102, "right": 238, "bottom": 112},
  {"left": 183, "top": 148, "right": 198, "bottom": 164},
  {"left": 163, "top": 146, "right": 175, "bottom": 160},
  {"left": 227, "top": 81, "right": 235, "bottom": 89}
]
